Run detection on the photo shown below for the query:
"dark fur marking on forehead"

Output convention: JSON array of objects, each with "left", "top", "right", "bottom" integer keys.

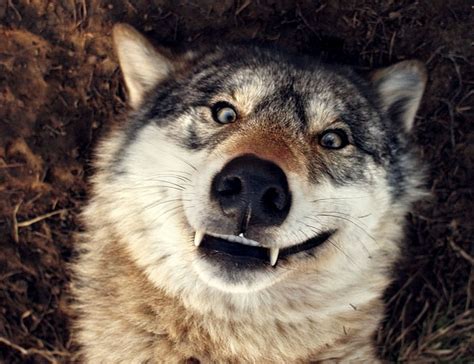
[
  {"left": 252, "top": 86, "right": 308, "bottom": 131},
  {"left": 280, "top": 85, "right": 308, "bottom": 127}
]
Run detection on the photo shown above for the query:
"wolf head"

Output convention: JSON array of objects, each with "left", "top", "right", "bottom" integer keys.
[{"left": 90, "top": 24, "right": 426, "bottom": 318}]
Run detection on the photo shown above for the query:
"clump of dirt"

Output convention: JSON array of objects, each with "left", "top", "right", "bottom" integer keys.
[{"left": 0, "top": 0, "right": 472, "bottom": 362}]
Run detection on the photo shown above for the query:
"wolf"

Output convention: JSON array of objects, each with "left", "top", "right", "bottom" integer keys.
[{"left": 73, "top": 23, "right": 427, "bottom": 363}]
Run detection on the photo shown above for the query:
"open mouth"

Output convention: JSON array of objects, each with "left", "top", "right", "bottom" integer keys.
[{"left": 194, "top": 230, "right": 334, "bottom": 267}]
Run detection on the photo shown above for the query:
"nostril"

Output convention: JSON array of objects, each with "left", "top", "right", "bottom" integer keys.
[
  {"left": 262, "top": 186, "right": 288, "bottom": 212},
  {"left": 217, "top": 176, "right": 242, "bottom": 197}
]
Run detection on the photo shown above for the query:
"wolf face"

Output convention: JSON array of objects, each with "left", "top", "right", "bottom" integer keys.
[{"left": 90, "top": 24, "right": 426, "bottom": 322}]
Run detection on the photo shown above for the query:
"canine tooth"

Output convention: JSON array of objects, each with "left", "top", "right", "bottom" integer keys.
[
  {"left": 194, "top": 230, "right": 205, "bottom": 247},
  {"left": 239, "top": 233, "right": 244, "bottom": 237},
  {"left": 269, "top": 248, "right": 279, "bottom": 266}
]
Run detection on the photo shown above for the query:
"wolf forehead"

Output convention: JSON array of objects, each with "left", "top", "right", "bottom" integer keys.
[
  {"left": 156, "top": 47, "right": 378, "bottom": 124},
  {"left": 126, "top": 45, "right": 387, "bottom": 153}
]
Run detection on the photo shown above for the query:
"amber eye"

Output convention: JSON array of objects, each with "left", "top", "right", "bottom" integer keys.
[
  {"left": 319, "top": 129, "right": 349, "bottom": 149},
  {"left": 211, "top": 102, "right": 237, "bottom": 124}
]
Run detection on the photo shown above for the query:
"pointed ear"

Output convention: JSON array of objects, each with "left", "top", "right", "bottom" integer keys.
[
  {"left": 112, "top": 24, "right": 174, "bottom": 108},
  {"left": 371, "top": 60, "right": 427, "bottom": 132}
]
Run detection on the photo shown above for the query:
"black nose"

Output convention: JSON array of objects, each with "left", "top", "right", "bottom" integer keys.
[{"left": 211, "top": 154, "right": 291, "bottom": 228}]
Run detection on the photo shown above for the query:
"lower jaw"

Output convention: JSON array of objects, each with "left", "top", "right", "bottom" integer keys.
[{"left": 193, "top": 258, "right": 284, "bottom": 294}]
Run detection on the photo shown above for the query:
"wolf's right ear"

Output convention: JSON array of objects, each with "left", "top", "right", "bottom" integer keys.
[
  {"left": 371, "top": 60, "right": 427, "bottom": 133},
  {"left": 113, "top": 24, "right": 174, "bottom": 109}
]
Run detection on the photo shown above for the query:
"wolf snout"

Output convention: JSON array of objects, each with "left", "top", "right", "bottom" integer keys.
[{"left": 211, "top": 154, "right": 291, "bottom": 228}]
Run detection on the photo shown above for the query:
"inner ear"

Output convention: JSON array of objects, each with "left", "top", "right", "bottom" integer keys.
[
  {"left": 371, "top": 60, "right": 427, "bottom": 132},
  {"left": 112, "top": 24, "right": 174, "bottom": 109}
]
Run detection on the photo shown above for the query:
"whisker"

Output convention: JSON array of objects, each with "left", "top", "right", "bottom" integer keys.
[
  {"left": 305, "top": 214, "right": 377, "bottom": 245},
  {"left": 142, "top": 198, "right": 190, "bottom": 213},
  {"left": 135, "top": 174, "right": 192, "bottom": 183},
  {"left": 310, "top": 196, "right": 391, "bottom": 206},
  {"left": 311, "top": 196, "right": 372, "bottom": 203},
  {"left": 122, "top": 176, "right": 191, "bottom": 187},
  {"left": 294, "top": 219, "right": 358, "bottom": 264},
  {"left": 125, "top": 172, "right": 192, "bottom": 182},
  {"left": 154, "top": 205, "right": 191, "bottom": 228},
  {"left": 326, "top": 238, "right": 357, "bottom": 265},
  {"left": 113, "top": 181, "right": 189, "bottom": 192},
  {"left": 152, "top": 205, "right": 184, "bottom": 225}
]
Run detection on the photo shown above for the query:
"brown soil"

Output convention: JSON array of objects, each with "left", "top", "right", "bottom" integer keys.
[{"left": 0, "top": 1, "right": 472, "bottom": 362}]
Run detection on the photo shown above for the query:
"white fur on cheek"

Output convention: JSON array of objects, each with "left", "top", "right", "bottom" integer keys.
[{"left": 104, "top": 124, "right": 203, "bottom": 296}]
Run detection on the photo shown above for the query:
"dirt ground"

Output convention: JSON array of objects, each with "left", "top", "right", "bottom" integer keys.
[{"left": 0, "top": 0, "right": 472, "bottom": 362}]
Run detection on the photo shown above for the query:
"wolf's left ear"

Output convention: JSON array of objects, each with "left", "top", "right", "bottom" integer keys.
[
  {"left": 113, "top": 24, "right": 174, "bottom": 108},
  {"left": 371, "top": 60, "right": 427, "bottom": 132}
]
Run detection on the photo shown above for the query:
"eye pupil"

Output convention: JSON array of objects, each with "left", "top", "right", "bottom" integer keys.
[
  {"left": 323, "top": 134, "right": 336, "bottom": 146},
  {"left": 212, "top": 102, "right": 237, "bottom": 124},
  {"left": 223, "top": 110, "right": 234, "bottom": 122}
]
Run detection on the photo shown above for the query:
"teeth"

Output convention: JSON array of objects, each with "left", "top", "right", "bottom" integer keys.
[
  {"left": 269, "top": 248, "right": 279, "bottom": 266},
  {"left": 212, "top": 233, "right": 260, "bottom": 247},
  {"left": 194, "top": 230, "right": 205, "bottom": 247},
  {"left": 202, "top": 232, "right": 280, "bottom": 265}
]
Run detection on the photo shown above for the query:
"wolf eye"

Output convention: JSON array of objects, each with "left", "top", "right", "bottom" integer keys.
[
  {"left": 211, "top": 102, "right": 237, "bottom": 124},
  {"left": 319, "top": 130, "right": 349, "bottom": 149}
]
